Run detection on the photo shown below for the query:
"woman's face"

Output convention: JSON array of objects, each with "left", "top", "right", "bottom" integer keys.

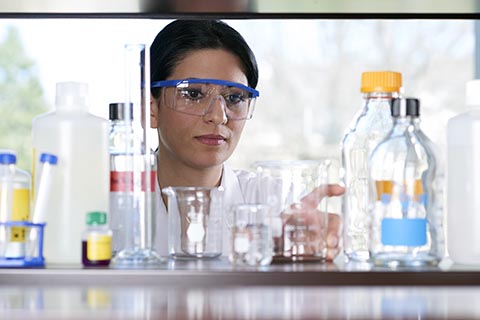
[{"left": 151, "top": 48, "right": 248, "bottom": 170}]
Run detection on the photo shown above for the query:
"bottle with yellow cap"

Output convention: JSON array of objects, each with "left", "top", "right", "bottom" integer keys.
[{"left": 341, "top": 71, "right": 402, "bottom": 263}]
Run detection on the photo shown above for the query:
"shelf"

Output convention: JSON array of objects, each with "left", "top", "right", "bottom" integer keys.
[
  {"left": 2, "top": 258, "right": 480, "bottom": 318},
  {"left": 1, "top": 0, "right": 480, "bottom": 19},
  {"left": 1, "top": 257, "right": 480, "bottom": 286}
]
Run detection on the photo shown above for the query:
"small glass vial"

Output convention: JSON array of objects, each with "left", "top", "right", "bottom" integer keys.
[{"left": 82, "top": 211, "right": 112, "bottom": 267}]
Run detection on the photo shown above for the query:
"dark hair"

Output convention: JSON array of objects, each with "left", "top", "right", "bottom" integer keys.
[{"left": 150, "top": 20, "right": 258, "bottom": 98}]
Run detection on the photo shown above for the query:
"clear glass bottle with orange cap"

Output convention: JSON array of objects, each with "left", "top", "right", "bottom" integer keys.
[{"left": 341, "top": 71, "right": 402, "bottom": 263}]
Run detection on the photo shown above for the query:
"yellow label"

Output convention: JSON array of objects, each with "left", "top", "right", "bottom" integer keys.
[
  {"left": 10, "top": 188, "right": 30, "bottom": 242},
  {"left": 87, "top": 235, "right": 112, "bottom": 261}
]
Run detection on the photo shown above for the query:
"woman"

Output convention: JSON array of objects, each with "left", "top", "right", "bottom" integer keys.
[{"left": 150, "top": 19, "right": 343, "bottom": 261}]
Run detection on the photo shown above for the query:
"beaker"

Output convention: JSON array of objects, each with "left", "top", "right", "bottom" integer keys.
[
  {"left": 162, "top": 186, "right": 224, "bottom": 259},
  {"left": 253, "top": 160, "right": 331, "bottom": 262},
  {"left": 229, "top": 203, "right": 273, "bottom": 267}
]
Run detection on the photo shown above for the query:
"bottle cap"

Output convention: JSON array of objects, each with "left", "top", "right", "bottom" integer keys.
[
  {"left": 86, "top": 211, "right": 107, "bottom": 226},
  {"left": 466, "top": 80, "right": 480, "bottom": 107},
  {"left": 391, "top": 98, "right": 420, "bottom": 117},
  {"left": 55, "top": 82, "right": 89, "bottom": 110},
  {"left": 40, "top": 153, "right": 58, "bottom": 165},
  {"left": 361, "top": 71, "right": 402, "bottom": 93},
  {"left": 109, "top": 103, "right": 133, "bottom": 121},
  {"left": 0, "top": 151, "right": 16, "bottom": 165}
]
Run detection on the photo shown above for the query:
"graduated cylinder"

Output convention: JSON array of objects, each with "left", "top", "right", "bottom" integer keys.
[{"left": 111, "top": 44, "right": 161, "bottom": 267}]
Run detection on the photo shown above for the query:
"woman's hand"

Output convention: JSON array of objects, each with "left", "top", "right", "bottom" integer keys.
[
  {"left": 300, "top": 184, "right": 345, "bottom": 261},
  {"left": 326, "top": 212, "right": 342, "bottom": 261}
]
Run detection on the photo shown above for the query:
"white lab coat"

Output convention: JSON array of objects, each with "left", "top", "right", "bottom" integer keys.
[{"left": 153, "top": 164, "right": 258, "bottom": 256}]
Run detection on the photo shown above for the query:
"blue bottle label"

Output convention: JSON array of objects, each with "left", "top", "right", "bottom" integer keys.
[{"left": 381, "top": 218, "right": 427, "bottom": 246}]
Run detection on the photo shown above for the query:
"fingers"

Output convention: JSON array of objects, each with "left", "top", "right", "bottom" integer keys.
[
  {"left": 326, "top": 247, "right": 339, "bottom": 262},
  {"left": 326, "top": 213, "right": 342, "bottom": 262},
  {"left": 301, "top": 184, "right": 345, "bottom": 208},
  {"left": 327, "top": 213, "right": 341, "bottom": 237},
  {"left": 319, "top": 184, "right": 346, "bottom": 197}
]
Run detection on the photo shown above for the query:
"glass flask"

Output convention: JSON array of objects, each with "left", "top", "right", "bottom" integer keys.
[
  {"left": 162, "top": 186, "right": 224, "bottom": 259},
  {"left": 253, "top": 160, "right": 330, "bottom": 262},
  {"left": 341, "top": 71, "right": 402, "bottom": 262},
  {"left": 229, "top": 203, "right": 273, "bottom": 267},
  {"left": 369, "top": 98, "right": 444, "bottom": 267}
]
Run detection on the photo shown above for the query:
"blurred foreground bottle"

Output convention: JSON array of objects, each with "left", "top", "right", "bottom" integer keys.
[
  {"left": 369, "top": 98, "right": 444, "bottom": 267},
  {"left": 0, "top": 150, "right": 31, "bottom": 258},
  {"left": 341, "top": 71, "right": 402, "bottom": 262},
  {"left": 31, "top": 82, "right": 109, "bottom": 264},
  {"left": 447, "top": 80, "right": 480, "bottom": 265}
]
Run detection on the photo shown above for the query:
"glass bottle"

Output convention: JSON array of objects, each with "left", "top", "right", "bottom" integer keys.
[
  {"left": 369, "top": 98, "right": 444, "bottom": 267},
  {"left": 108, "top": 102, "right": 134, "bottom": 257},
  {"left": 341, "top": 71, "right": 402, "bottom": 262},
  {"left": 0, "top": 150, "right": 31, "bottom": 258},
  {"left": 82, "top": 211, "right": 112, "bottom": 267}
]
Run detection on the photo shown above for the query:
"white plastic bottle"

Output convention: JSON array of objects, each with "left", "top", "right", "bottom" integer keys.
[
  {"left": 447, "top": 79, "right": 480, "bottom": 265},
  {"left": 31, "top": 82, "right": 109, "bottom": 264}
]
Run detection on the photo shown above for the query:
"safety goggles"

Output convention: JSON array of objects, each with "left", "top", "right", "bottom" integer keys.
[{"left": 151, "top": 78, "right": 260, "bottom": 120}]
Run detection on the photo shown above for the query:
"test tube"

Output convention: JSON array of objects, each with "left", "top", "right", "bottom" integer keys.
[
  {"left": 32, "top": 153, "right": 58, "bottom": 224},
  {"left": 27, "top": 153, "right": 58, "bottom": 258}
]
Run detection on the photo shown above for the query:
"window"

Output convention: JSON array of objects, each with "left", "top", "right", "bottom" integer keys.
[{"left": 0, "top": 19, "right": 473, "bottom": 171}]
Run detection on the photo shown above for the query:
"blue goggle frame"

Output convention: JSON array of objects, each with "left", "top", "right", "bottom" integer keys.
[{"left": 151, "top": 78, "right": 260, "bottom": 98}]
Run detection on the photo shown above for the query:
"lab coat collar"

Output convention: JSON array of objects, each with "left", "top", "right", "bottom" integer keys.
[{"left": 220, "top": 163, "right": 246, "bottom": 210}]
